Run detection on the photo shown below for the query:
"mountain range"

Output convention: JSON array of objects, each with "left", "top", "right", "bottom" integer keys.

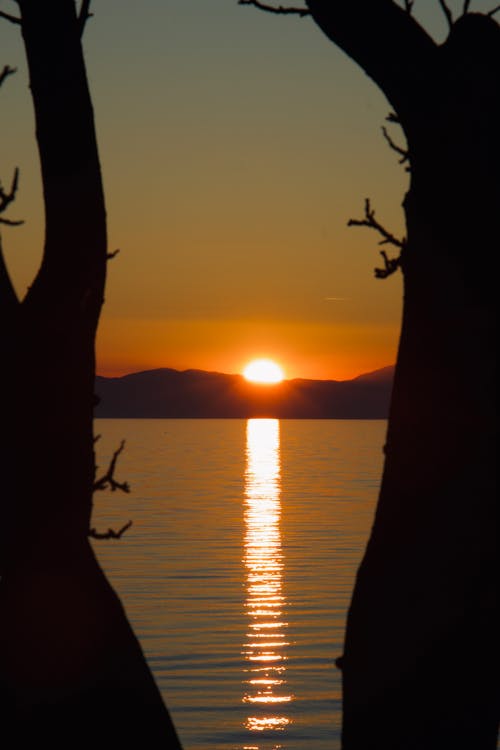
[{"left": 94, "top": 365, "right": 394, "bottom": 419}]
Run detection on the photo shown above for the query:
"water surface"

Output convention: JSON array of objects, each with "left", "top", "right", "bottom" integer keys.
[{"left": 92, "top": 418, "right": 385, "bottom": 749}]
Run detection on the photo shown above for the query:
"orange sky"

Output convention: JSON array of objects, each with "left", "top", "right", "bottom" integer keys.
[{"left": 1, "top": 1, "right": 472, "bottom": 380}]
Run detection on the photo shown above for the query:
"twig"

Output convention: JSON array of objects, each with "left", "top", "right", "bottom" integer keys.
[
  {"left": 381, "top": 126, "right": 410, "bottom": 170},
  {"left": 106, "top": 248, "right": 120, "bottom": 260},
  {"left": 0, "top": 65, "right": 16, "bottom": 87},
  {"left": 93, "top": 439, "right": 131, "bottom": 493},
  {"left": 386, "top": 111, "right": 401, "bottom": 124},
  {"left": 374, "top": 250, "right": 402, "bottom": 279},
  {"left": 487, "top": 4, "right": 500, "bottom": 15},
  {"left": 438, "top": 0, "right": 454, "bottom": 28},
  {"left": 404, "top": 0, "right": 414, "bottom": 14},
  {"left": 0, "top": 10, "right": 21, "bottom": 25},
  {"left": 348, "top": 199, "right": 405, "bottom": 279},
  {"left": 91, "top": 439, "right": 132, "bottom": 540},
  {"left": 462, "top": 0, "right": 472, "bottom": 12},
  {"left": 348, "top": 199, "right": 405, "bottom": 249},
  {"left": 89, "top": 520, "right": 132, "bottom": 540},
  {"left": 238, "top": 0, "right": 310, "bottom": 17},
  {"left": 78, "top": 0, "right": 93, "bottom": 36},
  {"left": 0, "top": 168, "right": 24, "bottom": 226}
]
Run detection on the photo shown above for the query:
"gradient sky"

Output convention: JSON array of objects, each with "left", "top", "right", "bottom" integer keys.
[{"left": 0, "top": 1, "right": 491, "bottom": 379}]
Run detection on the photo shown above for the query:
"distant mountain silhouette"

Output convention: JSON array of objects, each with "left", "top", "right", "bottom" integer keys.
[{"left": 94, "top": 366, "right": 394, "bottom": 419}]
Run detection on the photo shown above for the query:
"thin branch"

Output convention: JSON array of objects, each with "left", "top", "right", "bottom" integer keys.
[
  {"left": 348, "top": 199, "right": 405, "bottom": 249},
  {"left": 106, "top": 248, "right": 120, "bottom": 260},
  {"left": 438, "top": 0, "right": 454, "bottom": 28},
  {"left": 404, "top": 0, "right": 414, "bottom": 14},
  {"left": 78, "top": 0, "right": 93, "bottom": 36},
  {"left": 238, "top": 0, "right": 310, "bottom": 17},
  {"left": 487, "top": 5, "right": 500, "bottom": 15},
  {"left": 462, "top": 0, "right": 472, "bottom": 13},
  {"left": 386, "top": 111, "right": 401, "bottom": 124},
  {"left": 89, "top": 520, "right": 132, "bottom": 540},
  {"left": 348, "top": 199, "right": 405, "bottom": 279},
  {"left": 374, "top": 250, "right": 402, "bottom": 279},
  {"left": 0, "top": 216, "right": 24, "bottom": 226},
  {"left": 0, "top": 10, "right": 21, "bottom": 25},
  {"left": 381, "top": 125, "right": 410, "bottom": 170},
  {"left": 91, "top": 439, "right": 132, "bottom": 540},
  {"left": 0, "top": 168, "right": 24, "bottom": 226},
  {"left": 0, "top": 65, "right": 16, "bottom": 87},
  {"left": 93, "top": 439, "right": 131, "bottom": 493}
]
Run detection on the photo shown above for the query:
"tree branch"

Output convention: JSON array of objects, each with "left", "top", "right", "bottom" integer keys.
[
  {"left": 381, "top": 125, "right": 410, "bottom": 170},
  {"left": 305, "top": 1, "right": 437, "bottom": 121},
  {"left": 487, "top": 5, "right": 500, "bottom": 16},
  {"left": 90, "top": 439, "right": 132, "bottom": 540},
  {"left": 88, "top": 520, "right": 132, "bottom": 540},
  {"left": 0, "top": 10, "right": 21, "bottom": 25},
  {"left": 348, "top": 198, "right": 405, "bottom": 279},
  {"left": 78, "top": 0, "right": 93, "bottom": 36},
  {"left": 373, "top": 250, "right": 402, "bottom": 279},
  {"left": 404, "top": 0, "right": 414, "bottom": 14},
  {"left": 0, "top": 168, "right": 24, "bottom": 226},
  {"left": 0, "top": 64, "right": 16, "bottom": 86},
  {"left": 93, "top": 439, "right": 131, "bottom": 493},
  {"left": 438, "top": 0, "right": 454, "bottom": 28},
  {"left": 238, "top": 0, "right": 310, "bottom": 16},
  {"left": 463, "top": 0, "right": 472, "bottom": 13}
]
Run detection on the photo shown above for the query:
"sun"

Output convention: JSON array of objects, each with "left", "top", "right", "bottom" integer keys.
[{"left": 243, "top": 358, "right": 284, "bottom": 384}]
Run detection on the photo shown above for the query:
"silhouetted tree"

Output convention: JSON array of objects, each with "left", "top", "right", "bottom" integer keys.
[
  {"left": 0, "top": 2, "right": 182, "bottom": 746},
  {"left": 241, "top": 1, "right": 499, "bottom": 747}
]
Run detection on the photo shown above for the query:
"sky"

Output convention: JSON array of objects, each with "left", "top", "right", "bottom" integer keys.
[{"left": 1, "top": 0, "right": 493, "bottom": 380}]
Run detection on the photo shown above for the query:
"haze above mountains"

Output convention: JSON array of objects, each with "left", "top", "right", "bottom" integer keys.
[{"left": 95, "top": 365, "right": 394, "bottom": 419}]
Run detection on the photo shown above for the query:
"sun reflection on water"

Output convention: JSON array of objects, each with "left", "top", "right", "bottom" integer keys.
[{"left": 243, "top": 418, "right": 293, "bottom": 740}]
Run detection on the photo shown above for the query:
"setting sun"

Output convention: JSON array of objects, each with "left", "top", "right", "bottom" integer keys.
[{"left": 243, "top": 359, "right": 284, "bottom": 384}]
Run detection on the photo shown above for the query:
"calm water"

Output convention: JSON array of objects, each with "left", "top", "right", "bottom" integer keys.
[{"left": 92, "top": 419, "right": 386, "bottom": 750}]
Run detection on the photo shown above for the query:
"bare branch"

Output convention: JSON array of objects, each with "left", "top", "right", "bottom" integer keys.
[
  {"left": 374, "top": 250, "right": 402, "bottom": 279},
  {"left": 0, "top": 216, "right": 24, "bottom": 227},
  {"left": 438, "top": 0, "right": 454, "bottom": 28},
  {"left": 0, "top": 10, "right": 21, "bottom": 25},
  {"left": 0, "top": 168, "right": 24, "bottom": 226},
  {"left": 348, "top": 199, "right": 405, "bottom": 249},
  {"left": 0, "top": 65, "right": 16, "bottom": 87},
  {"left": 487, "top": 5, "right": 500, "bottom": 15},
  {"left": 106, "top": 248, "right": 120, "bottom": 260},
  {"left": 93, "top": 439, "right": 131, "bottom": 493},
  {"left": 404, "top": 0, "right": 414, "bottom": 14},
  {"left": 381, "top": 126, "right": 410, "bottom": 170},
  {"left": 386, "top": 111, "right": 401, "bottom": 124},
  {"left": 78, "top": 0, "right": 93, "bottom": 36},
  {"left": 89, "top": 520, "right": 132, "bottom": 540},
  {"left": 91, "top": 439, "right": 132, "bottom": 540},
  {"left": 463, "top": 0, "right": 472, "bottom": 13},
  {"left": 238, "top": 0, "right": 310, "bottom": 17},
  {"left": 348, "top": 199, "right": 405, "bottom": 279}
]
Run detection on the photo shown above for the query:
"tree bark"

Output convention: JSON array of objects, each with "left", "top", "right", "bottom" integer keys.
[
  {"left": 0, "top": 2, "right": 182, "bottom": 745},
  {"left": 306, "top": 3, "right": 499, "bottom": 747}
]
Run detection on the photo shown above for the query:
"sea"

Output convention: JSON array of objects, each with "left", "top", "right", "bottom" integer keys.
[{"left": 92, "top": 418, "right": 386, "bottom": 750}]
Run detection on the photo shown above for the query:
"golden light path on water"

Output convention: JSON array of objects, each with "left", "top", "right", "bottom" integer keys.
[{"left": 243, "top": 418, "right": 293, "bottom": 743}]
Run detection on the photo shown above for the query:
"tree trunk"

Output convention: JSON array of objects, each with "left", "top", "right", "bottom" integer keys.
[
  {"left": 341, "top": 16, "right": 499, "bottom": 750},
  {"left": 0, "top": 3, "right": 182, "bottom": 746},
  {"left": 304, "top": 4, "right": 498, "bottom": 747}
]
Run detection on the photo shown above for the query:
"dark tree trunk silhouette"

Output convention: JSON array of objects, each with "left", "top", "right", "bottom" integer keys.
[
  {"left": 304, "top": 2, "right": 499, "bottom": 748},
  {"left": 0, "top": 2, "right": 182, "bottom": 746}
]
